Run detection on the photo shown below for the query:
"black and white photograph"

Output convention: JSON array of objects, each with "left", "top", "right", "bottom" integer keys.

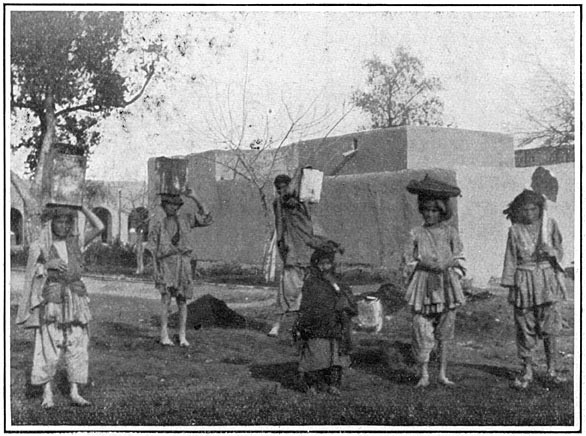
[{"left": 5, "top": 3, "right": 581, "bottom": 432}]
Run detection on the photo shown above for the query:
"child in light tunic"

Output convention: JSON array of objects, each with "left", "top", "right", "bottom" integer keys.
[
  {"left": 404, "top": 176, "right": 466, "bottom": 387},
  {"left": 17, "top": 205, "right": 104, "bottom": 408},
  {"left": 501, "top": 189, "right": 567, "bottom": 389}
]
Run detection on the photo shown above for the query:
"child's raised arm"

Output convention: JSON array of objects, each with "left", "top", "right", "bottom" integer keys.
[{"left": 81, "top": 205, "right": 105, "bottom": 248}]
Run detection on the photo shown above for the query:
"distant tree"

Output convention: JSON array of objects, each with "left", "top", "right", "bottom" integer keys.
[
  {"left": 517, "top": 68, "right": 574, "bottom": 149},
  {"left": 10, "top": 11, "right": 161, "bottom": 238},
  {"left": 352, "top": 48, "right": 444, "bottom": 128}
]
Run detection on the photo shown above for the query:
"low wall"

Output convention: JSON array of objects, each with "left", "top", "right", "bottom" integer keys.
[
  {"left": 314, "top": 168, "right": 458, "bottom": 269},
  {"left": 149, "top": 162, "right": 575, "bottom": 289},
  {"left": 456, "top": 163, "right": 575, "bottom": 286},
  {"left": 172, "top": 168, "right": 459, "bottom": 273}
]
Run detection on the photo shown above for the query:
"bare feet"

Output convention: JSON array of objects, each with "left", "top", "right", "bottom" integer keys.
[
  {"left": 512, "top": 377, "right": 531, "bottom": 390},
  {"left": 42, "top": 383, "right": 54, "bottom": 409},
  {"left": 546, "top": 371, "right": 567, "bottom": 385},
  {"left": 179, "top": 338, "right": 190, "bottom": 348},
  {"left": 41, "top": 393, "right": 54, "bottom": 409},
  {"left": 511, "top": 369, "right": 533, "bottom": 390},
  {"left": 416, "top": 376, "right": 430, "bottom": 388},
  {"left": 439, "top": 376, "right": 455, "bottom": 386},
  {"left": 267, "top": 324, "right": 280, "bottom": 337},
  {"left": 160, "top": 336, "right": 174, "bottom": 346},
  {"left": 327, "top": 386, "right": 341, "bottom": 396},
  {"left": 71, "top": 393, "right": 91, "bottom": 406}
]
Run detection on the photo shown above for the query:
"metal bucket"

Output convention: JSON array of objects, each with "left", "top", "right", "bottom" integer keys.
[
  {"left": 153, "top": 157, "right": 189, "bottom": 195},
  {"left": 48, "top": 153, "right": 87, "bottom": 207}
]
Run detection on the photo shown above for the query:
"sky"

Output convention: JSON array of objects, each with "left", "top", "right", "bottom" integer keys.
[{"left": 9, "top": 6, "right": 578, "bottom": 182}]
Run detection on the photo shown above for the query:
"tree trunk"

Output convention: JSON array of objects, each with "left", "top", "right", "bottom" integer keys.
[
  {"left": 23, "top": 94, "right": 57, "bottom": 242},
  {"left": 35, "top": 94, "right": 57, "bottom": 205},
  {"left": 257, "top": 186, "right": 277, "bottom": 282}
]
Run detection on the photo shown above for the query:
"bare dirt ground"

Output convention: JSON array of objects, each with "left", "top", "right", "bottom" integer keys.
[{"left": 8, "top": 270, "right": 575, "bottom": 428}]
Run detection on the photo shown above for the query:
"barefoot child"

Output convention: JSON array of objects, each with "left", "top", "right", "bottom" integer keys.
[
  {"left": 149, "top": 189, "right": 212, "bottom": 347},
  {"left": 404, "top": 176, "right": 466, "bottom": 387},
  {"left": 501, "top": 189, "right": 567, "bottom": 389},
  {"left": 295, "top": 247, "right": 357, "bottom": 395},
  {"left": 17, "top": 205, "right": 104, "bottom": 408}
]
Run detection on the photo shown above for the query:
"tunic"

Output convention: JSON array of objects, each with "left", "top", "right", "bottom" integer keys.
[
  {"left": 296, "top": 269, "right": 357, "bottom": 372},
  {"left": 501, "top": 218, "right": 564, "bottom": 308},
  {"left": 17, "top": 224, "right": 91, "bottom": 385},
  {"left": 404, "top": 222, "right": 466, "bottom": 315},
  {"left": 273, "top": 197, "right": 330, "bottom": 267},
  {"left": 149, "top": 207, "right": 212, "bottom": 299},
  {"left": 17, "top": 228, "right": 91, "bottom": 329},
  {"left": 273, "top": 196, "right": 332, "bottom": 311}
]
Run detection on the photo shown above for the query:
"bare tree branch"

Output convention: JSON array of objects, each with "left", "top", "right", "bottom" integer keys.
[{"left": 55, "top": 63, "right": 156, "bottom": 117}]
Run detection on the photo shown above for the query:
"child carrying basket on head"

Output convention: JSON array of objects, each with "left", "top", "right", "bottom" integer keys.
[{"left": 404, "top": 175, "right": 466, "bottom": 387}]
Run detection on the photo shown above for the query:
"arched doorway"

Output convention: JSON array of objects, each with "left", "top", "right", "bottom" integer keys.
[
  {"left": 10, "top": 208, "right": 24, "bottom": 246},
  {"left": 92, "top": 207, "right": 112, "bottom": 243}
]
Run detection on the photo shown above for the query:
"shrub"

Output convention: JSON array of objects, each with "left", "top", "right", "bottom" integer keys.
[
  {"left": 11, "top": 246, "right": 29, "bottom": 267},
  {"left": 84, "top": 240, "right": 137, "bottom": 271}
]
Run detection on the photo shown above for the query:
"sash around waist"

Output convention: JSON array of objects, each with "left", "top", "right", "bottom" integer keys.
[
  {"left": 43, "top": 279, "right": 88, "bottom": 303},
  {"left": 516, "top": 261, "right": 553, "bottom": 272}
]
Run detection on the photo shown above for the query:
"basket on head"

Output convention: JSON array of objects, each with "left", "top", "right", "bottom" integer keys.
[{"left": 406, "top": 174, "right": 461, "bottom": 198}]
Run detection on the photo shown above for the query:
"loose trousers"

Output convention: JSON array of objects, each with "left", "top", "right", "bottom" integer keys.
[{"left": 31, "top": 322, "right": 89, "bottom": 386}]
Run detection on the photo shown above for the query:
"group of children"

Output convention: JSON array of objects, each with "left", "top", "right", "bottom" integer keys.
[{"left": 17, "top": 173, "right": 568, "bottom": 407}]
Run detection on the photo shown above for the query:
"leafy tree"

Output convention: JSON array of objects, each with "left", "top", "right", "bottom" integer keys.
[
  {"left": 10, "top": 11, "right": 159, "bottom": 239},
  {"left": 352, "top": 48, "right": 444, "bottom": 128}
]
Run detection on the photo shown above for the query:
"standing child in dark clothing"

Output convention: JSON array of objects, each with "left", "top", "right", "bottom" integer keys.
[{"left": 295, "top": 247, "right": 357, "bottom": 395}]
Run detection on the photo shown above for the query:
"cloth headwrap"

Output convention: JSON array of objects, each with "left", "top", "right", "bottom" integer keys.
[
  {"left": 310, "top": 246, "right": 336, "bottom": 266},
  {"left": 274, "top": 174, "right": 292, "bottom": 187}
]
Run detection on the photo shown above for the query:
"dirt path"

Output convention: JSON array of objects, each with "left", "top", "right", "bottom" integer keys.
[{"left": 9, "top": 270, "right": 277, "bottom": 309}]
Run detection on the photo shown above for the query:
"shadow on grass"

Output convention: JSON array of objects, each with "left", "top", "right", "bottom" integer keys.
[
  {"left": 23, "top": 368, "right": 73, "bottom": 399},
  {"left": 462, "top": 362, "right": 573, "bottom": 394},
  {"left": 460, "top": 362, "right": 517, "bottom": 381},
  {"left": 351, "top": 340, "right": 417, "bottom": 384},
  {"left": 249, "top": 361, "right": 303, "bottom": 392},
  {"left": 101, "top": 321, "right": 148, "bottom": 337}
]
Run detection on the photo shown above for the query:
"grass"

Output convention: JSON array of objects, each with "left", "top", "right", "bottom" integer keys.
[{"left": 9, "top": 278, "right": 575, "bottom": 428}]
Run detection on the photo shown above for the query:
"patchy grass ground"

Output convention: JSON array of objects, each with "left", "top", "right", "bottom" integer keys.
[{"left": 8, "top": 271, "right": 575, "bottom": 428}]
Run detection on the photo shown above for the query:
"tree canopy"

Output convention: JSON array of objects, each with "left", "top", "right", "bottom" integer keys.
[
  {"left": 352, "top": 48, "right": 444, "bottom": 129},
  {"left": 11, "top": 11, "right": 156, "bottom": 177}
]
